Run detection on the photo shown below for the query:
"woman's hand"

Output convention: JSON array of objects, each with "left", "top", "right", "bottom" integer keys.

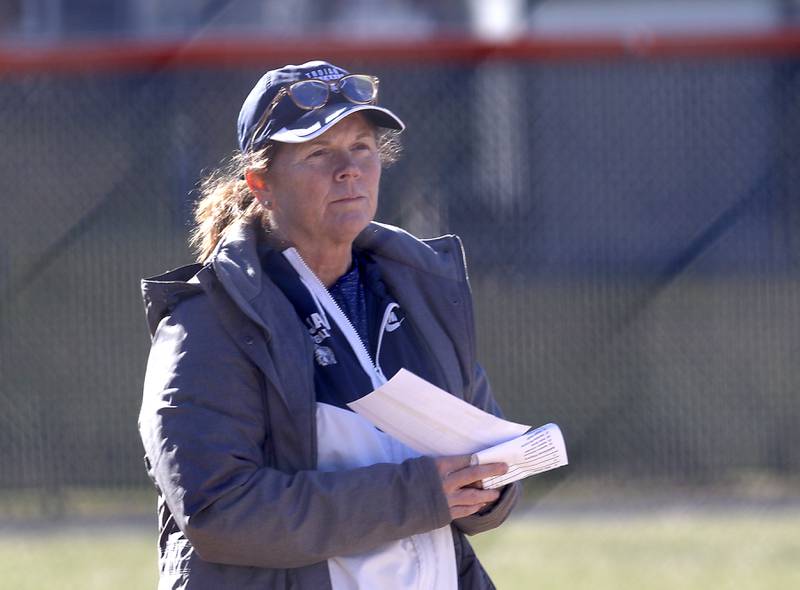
[{"left": 433, "top": 455, "right": 508, "bottom": 519}]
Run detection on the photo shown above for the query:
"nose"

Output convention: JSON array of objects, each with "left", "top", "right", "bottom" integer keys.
[{"left": 334, "top": 151, "right": 361, "bottom": 182}]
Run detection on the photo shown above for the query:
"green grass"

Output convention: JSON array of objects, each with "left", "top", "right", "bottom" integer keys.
[
  {"left": 472, "top": 511, "right": 800, "bottom": 589},
  {"left": 1, "top": 511, "right": 798, "bottom": 589},
  {"left": 0, "top": 528, "right": 157, "bottom": 590}
]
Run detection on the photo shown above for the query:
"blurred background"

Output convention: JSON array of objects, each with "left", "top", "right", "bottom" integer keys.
[{"left": 1, "top": 0, "right": 800, "bottom": 588}]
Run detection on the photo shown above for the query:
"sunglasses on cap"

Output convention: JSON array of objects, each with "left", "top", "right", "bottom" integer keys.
[{"left": 247, "top": 74, "right": 380, "bottom": 152}]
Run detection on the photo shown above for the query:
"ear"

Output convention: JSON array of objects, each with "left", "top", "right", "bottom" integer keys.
[{"left": 245, "top": 170, "right": 273, "bottom": 208}]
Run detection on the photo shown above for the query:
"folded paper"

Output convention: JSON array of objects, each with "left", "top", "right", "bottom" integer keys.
[{"left": 348, "top": 369, "right": 568, "bottom": 488}]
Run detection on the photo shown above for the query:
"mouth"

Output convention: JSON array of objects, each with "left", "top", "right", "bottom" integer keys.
[{"left": 331, "top": 195, "right": 367, "bottom": 204}]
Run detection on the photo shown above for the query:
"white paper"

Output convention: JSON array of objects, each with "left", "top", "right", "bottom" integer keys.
[
  {"left": 471, "top": 423, "right": 568, "bottom": 489},
  {"left": 347, "top": 369, "right": 568, "bottom": 487},
  {"left": 348, "top": 369, "right": 530, "bottom": 456}
]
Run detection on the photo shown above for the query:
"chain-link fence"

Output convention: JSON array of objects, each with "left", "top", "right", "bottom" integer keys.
[{"left": 2, "top": 45, "right": 799, "bottom": 518}]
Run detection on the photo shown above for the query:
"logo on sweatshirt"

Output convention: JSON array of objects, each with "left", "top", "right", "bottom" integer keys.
[
  {"left": 314, "top": 345, "right": 337, "bottom": 366},
  {"left": 306, "top": 313, "right": 331, "bottom": 344},
  {"left": 385, "top": 309, "right": 405, "bottom": 333}
]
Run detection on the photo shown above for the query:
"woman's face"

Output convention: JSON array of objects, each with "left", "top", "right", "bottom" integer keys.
[{"left": 263, "top": 113, "right": 381, "bottom": 252}]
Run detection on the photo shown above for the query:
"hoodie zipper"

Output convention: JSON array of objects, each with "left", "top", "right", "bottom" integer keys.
[{"left": 282, "top": 248, "right": 387, "bottom": 388}]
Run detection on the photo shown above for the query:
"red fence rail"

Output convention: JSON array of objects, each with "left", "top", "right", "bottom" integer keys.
[{"left": 2, "top": 28, "right": 800, "bottom": 75}]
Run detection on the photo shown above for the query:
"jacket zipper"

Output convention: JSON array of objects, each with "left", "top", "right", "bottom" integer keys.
[{"left": 282, "top": 248, "right": 387, "bottom": 388}]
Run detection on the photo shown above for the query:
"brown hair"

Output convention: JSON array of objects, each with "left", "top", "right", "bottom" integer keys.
[{"left": 189, "top": 128, "right": 402, "bottom": 262}]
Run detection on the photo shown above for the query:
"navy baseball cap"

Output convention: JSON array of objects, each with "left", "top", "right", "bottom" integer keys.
[{"left": 237, "top": 60, "right": 405, "bottom": 152}]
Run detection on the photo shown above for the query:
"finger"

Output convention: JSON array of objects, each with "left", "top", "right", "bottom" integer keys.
[
  {"left": 450, "top": 502, "right": 490, "bottom": 519},
  {"left": 434, "top": 455, "right": 471, "bottom": 478},
  {"left": 448, "top": 487, "right": 501, "bottom": 508},
  {"left": 447, "top": 462, "right": 507, "bottom": 489}
]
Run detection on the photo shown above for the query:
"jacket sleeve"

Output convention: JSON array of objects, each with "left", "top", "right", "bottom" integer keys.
[
  {"left": 453, "top": 363, "right": 521, "bottom": 535},
  {"left": 138, "top": 294, "right": 451, "bottom": 569}
]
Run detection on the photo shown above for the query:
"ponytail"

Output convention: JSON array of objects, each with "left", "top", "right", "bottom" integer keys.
[{"left": 189, "top": 145, "right": 276, "bottom": 262}]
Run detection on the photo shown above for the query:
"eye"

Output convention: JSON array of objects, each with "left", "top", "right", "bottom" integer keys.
[
  {"left": 307, "top": 148, "right": 328, "bottom": 159},
  {"left": 352, "top": 142, "right": 372, "bottom": 152}
]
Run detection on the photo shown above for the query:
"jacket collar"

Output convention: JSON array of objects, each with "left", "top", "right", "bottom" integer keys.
[
  {"left": 210, "top": 219, "right": 270, "bottom": 331},
  {"left": 208, "top": 218, "right": 465, "bottom": 326},
  {"left": 355, "top": 222, "right": 464, "bottom": 282},
  {"left": 141, "top": 218, "right": 467, "bottom": 342}
]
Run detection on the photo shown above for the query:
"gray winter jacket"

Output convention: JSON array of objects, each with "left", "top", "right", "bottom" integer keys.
[{"left": 139, "top": 219, "right": 520, "bottom": 589}]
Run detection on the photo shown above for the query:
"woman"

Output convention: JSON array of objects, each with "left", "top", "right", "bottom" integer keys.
[{"left": 139, "top": 60, "right": 520, "bottom": 590}]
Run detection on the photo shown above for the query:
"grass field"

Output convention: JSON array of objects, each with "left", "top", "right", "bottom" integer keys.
[{"left": 2, "top": 508, "right": 798, "bottom": 590}]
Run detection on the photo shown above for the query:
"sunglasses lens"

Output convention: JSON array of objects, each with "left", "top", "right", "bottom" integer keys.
[
  {"left": 290, "top": 80, "right": 329, "bottom": 110},
  {"left": 340, "top": 75, "right": 377, "bottom": 104}
]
